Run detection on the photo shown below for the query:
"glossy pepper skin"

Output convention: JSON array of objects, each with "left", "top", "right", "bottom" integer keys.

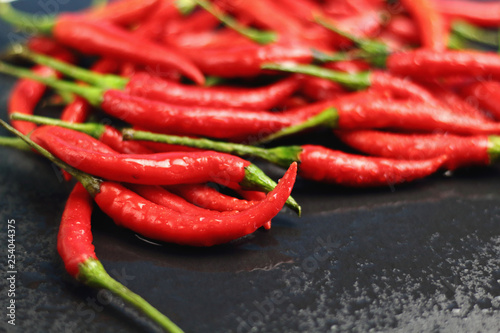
[
  {"left": 83, "top": 0, "right": 160, "bottom": 26},
  {"left": 57, "top": 182, "right": 97, "bottom": 277},
  {"left": 297, "top": 145, "right": 445, "bottom": 187},
  {"left": 434, "top": 0, "right": 500, "bottom": 27},
  {"left": 94, "top": 162, "right": 297, "bottom": 247},
  {"left": 8, "top": 66, "right": 56, "bottom": 135},
  {"left": 52, "top": 16, "right": 204, "bottom": 84},
  {"left": 168, "top": 184, "right": 260, "bottom": 212},
  {"left": 336, "top": 130, "right": 492, "bottom": 170},
  {"left": 459, "top": 81, "right": 500, "bottom": 121},
  {"left": 124, "top": 73, "right": 301, "bottom": 110},
  {"left": 179, "top": 42, "right": 314, "bottom": 78},
  {"left": 399, "top": 0, "right": 447, "bottom": 51},
  {"left": 387, "top": 49, "right": 500, "bottom": 81},
  {"left": 32, "top": 127, "right": 250, "bottom": 187},
  {"left": 100, "top": 90, "right": 318, "bottom": 139}
]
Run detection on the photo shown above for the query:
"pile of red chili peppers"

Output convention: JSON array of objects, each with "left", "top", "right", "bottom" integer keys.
[{"left": 2, "top": 0, "right": 500, "bottom": 331}]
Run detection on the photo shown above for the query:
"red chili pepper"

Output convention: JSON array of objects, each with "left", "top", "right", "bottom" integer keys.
[
  {"left": 27, "top": 125, "right": 301, "bottom": 214},
  {"left": 387, "top": 49, "right": 500, "bottom": 81},
  {"left": 124, "top": 72, "right": 301, "bottom": 110},
  {"left": 7, "top": 66, "right": 56, "bottom": 135},
  {"left": 82, "top": 0, "right": 161, "bottom": 27},
  {"left": 127, "top": 184, "right": 220, "bottom": 215},
  {"left": 297, "top": 145, "right": 445, "bottom": 187},
  {"left": 424, "top": 82, "right": 492, "bottom": 122},
  {"left": 167, "top": 184, "right": 260, "bottom": 212},
  {"left": 27, "top": 36, "right": 75, "bottom": 63},
  {"left": 129, "top": 1, "right": 183, "bottom": 42},
  {"left": 95, "top": 162, "right": 297, "bottom": 246},
  {"left": 336, "top": 129, "right": 498, "bottom": 170},
  {"left": 399, "top": 0, "right": 447, "bottom": 51},
  {"left": 0, "top": 5, "right": 204, "bottom": 85},
  {"left": 459, "top": 81, "right": 500, "bottom": 121},
  {"left": 434, "top": 0, "right": 500, "bottom": 27},
  {"left": 178, "top": 42, "right": 314, "bottom": 78},
  {"left": 165, "top": 28, "right": 256, "bottom": 50},
  {"left": 57, "top": 182, "right": 183, "bottom": 332}
]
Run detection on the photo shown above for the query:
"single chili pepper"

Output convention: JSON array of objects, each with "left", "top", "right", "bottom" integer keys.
[
  {"left": 261, "top": 63, "right": 440, "bottom": 105},
  {"left": 167, "top": 184, "right": 260, "bottom": 212},
  {"left": 121, "top": 128, "right": 445, "bottom": 187},
  {"left": 1, "top": 119, "right": 299, "bottom": 246},
  {"left": 25, "top": 124, "right": 300, "bottom": 214},
  {"left": 127, "top": 184, "right": 222, "bottom": 216},
  {"left": 7, "top": 66, "right": 57, "bottom": 135},
  {"left": 399, "top": 0, "right": 447, "bottom": 51},
  {"left": 434, "top": 0, "right": 500, "bottom": 27},
  {"left": 299, "top": 76, "right": 347, "bottom": 101},
  {"left": 26, "top": 36, "right": 75, "bottom": 63},
  {"left": 81, "top": 0, "right": 161, "bottom": 27},
  {"left": 21, "top": 51, "right": 302, "bottom": 110},
  {"left": 423, "top": 82, "right": 492, "bottom": 122},
  {"left": 386, "top": 49, "right": 500, "bottom": 81},
  {"left": 459, "top": 81, "right": 500, "bottom": 121},
  {"left": 336, "top": 129, "right": 500, "bottom": 170},
  {"left": 177, "top": 42, "right": 316, "bottom": 78},
  {"left": 58, "top": 182, "right": 184, "bottom": 333},
  {"left": 0, "top": 4, "right": 204, "bottom": 85}
]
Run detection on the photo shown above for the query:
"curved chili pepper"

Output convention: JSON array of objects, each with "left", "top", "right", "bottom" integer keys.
[
  {"left": 386, "top": 49, "right": 500, "bottom": 81},
  {"left": 434, "top": 0, "right": 500, "bottom": 27},
  {"left": 127, "top": 184, "right": 220, "bottom": 215},
  {"left": 27, "top": 125, "right": 300, "bottom": 214},
  {"left": 82, "top": 0, "right": 161, "bottom": 27},
  {"left": 0, "top": 5, "right": 205, "bottom": 85},
  {"left": 399, "top": 0, "right": 447, "bottom": 51},
  {"left": 178, "top": 42, "right": 314, "bottom": 78},
  {"left": 7, "top": 66, "right": 56, "bottom": 135},
  {"left": 95, "top": 162, "right": 297, "bottom": 246},
  {"left": 57, "top": 183, "right": 184, "bottom": 333},
  {"left": 459, "top": 81, "right": 500, "bottom": 121},
  {"left": 167, "top": 184, "right": 260, "bottom": 212},
  {"left": 336, "top": 129, "right": 500, "bottom": 170},
  {"left": 122, "top": 128, "right": 445, "bottom": 187}
]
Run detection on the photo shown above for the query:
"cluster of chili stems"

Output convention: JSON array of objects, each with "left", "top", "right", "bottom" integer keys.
[{"left": 2, "top": 0, "right": 500, "bottom": 332}]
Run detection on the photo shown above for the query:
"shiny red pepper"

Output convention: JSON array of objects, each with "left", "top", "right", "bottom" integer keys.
[
  {"left": 336, "top": 130, "right": 498, "bottom": 170},
  {"left": 297, "top": 145, "right": 445, "bottom": 187},
  {"left": 434, "top": 0, "right": 500, "bottom": 27},
  {"left": 399, "top": 0, "right": 447, "bottom": 50},
  {"left": 82, "top": 0, "right": 161, "bottom": 27},
  {"left": 95, "top": 162, "right": 297, "bottom": 246},
  {"left": 459, "top": 81, "right": 500, "bottom": 121}
]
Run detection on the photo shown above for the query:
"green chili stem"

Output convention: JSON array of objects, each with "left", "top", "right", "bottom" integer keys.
[
  {"left": 255, "top": 107, "right": 338, "bottom": 144},
  {"left": 175, "top": 0, "right": 197, "bottom": 15},
  {"left": 0, "top": 61, "right": 103, "bottom": 106},
  {"left": 78, "top": 258, "right": 184, "bottom": 333},
  {"left": 487, "top": 135, "right": 500, "bottom": 163},
  {"left": 10, "top": 113, "right": 107, "bottom": 139},
  {"left": 0, "top": 119, "right": 101, "bottom": 196},
  {"left": 21, "top": 49, "right": 128, "bottom": 90},
  {"left": 191, "top": 0, "right": 277, "bottom": 44},
  {"left": 122, "top": 129, "right": 303, "bottom": 168},
  {"left": 262, "top": 63, "right": 371, "bottom": 90},
  {"left": 451, "top": 20, "right": 499, "bottom": 48},
  {"left": 241, "top": 164, "right": 301, "bottom": 216},
  {"left": 0, "top": 136, "right": 30, "bottom": 151},
  {"left": 0, "top": 3, "right": 55, "bottom": 35}
]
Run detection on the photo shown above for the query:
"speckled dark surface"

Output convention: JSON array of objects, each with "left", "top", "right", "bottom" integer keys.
[{"left": 1, "top": 2, "right": 500, "bottom": 333}]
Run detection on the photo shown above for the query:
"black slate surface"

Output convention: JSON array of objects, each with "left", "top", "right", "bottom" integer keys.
[{"left": 1, "top": 1, "right": 500, "bottom": 332}]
